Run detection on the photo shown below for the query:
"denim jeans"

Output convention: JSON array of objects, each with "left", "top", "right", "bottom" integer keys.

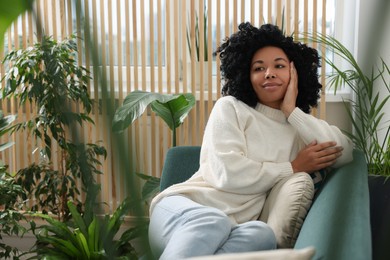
[{"left": 149, "top": 195, "right": 277, "bottom": 259}]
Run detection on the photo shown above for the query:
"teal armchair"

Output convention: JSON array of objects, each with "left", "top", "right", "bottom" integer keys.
[{"left": 160, "top": 147, "right": 372, "bottom": 260}]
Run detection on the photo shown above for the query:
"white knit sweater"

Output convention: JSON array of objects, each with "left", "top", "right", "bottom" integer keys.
[{"left": 150, "top": 96, "right": 353, "bottom": 224}]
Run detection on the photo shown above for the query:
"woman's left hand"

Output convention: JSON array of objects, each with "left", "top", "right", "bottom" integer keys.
[{"left": 281, "top": 62, "right": 298, "bottom": 117}]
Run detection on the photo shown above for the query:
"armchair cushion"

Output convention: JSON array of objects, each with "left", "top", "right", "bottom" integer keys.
[{"left": 259, "top": 172, "right": 315, "bottom": 248}]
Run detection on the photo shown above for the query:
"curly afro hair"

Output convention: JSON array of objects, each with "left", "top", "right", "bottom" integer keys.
[{"left": 214, "top": 22, "right": 322, "bottom": 113}]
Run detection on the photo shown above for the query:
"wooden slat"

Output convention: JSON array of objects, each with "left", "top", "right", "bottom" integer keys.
[
  {"left": 286, "top": 0, "right": 291, "bottom": 35},
  {"left": 216, "top": 0, "right": 221, "bottom": 100},
  {"left": 259, "top": 0, "right": 263, "bottom": 25},
  {"left": 268, "top": 0, "right": 272, "bottom": 24},
  {"left": 190, "top": 0, "right": 196, "bottom": 145},
  {"left": 294, "top": 0, "right": 299, "bottom": 39},
  {"left": 304, "top": 0, "right": 308, "bottom": 39},
  {"left": 116, "top": 0, "right": 125, "bottom": 201},
  {"left": 52, "top": 1, "right": 58, "bottom": 39},
  {"left": 107, "top": 0, "right": 117, "bottom": 210},
  {"left": 251, "top": 0, "right": 255, "bottom": 24},
  {"left": 240, "top": 0, "right": 245, "bottom": 23},
  {"left": 157, "top": 0, "right": 164, "bottom": 169},
  {"left": 99, "top": 0, "right": 111, "bottom": 211},
  {"left": 320, "top": 0, "right": 327, "bottom": 120},
  {"left": 207, "top": 0, "right": 213, "bottom": 115},
  {"left": 180, "top": 0, "right": 189, "bottom": 147},
  {"left": 277, "top": 0, "right": 282, "bottom": 26},
  {"left": 67, "top": 0, "right": 72, "bottom": 37},
  {"left": 8, "top": 21, "right": 18, "bottom": 172},
  {"left": 199, "top": 0, "right": 205, "bottom": 145},
  {"left": 140, "top": 0, "right": 149, "bottom": 178},
  {"left": 150, "top": 0, "right": 157, "bottom": 176},
  {"left": 43, "top": 0, "right": 49, "bottom": 35},
  {"left": 233, "top": 0, "right": 237, "bottom": 31},
  {"left": 131, "top": 0, "right": 141, "bottom": 182}
]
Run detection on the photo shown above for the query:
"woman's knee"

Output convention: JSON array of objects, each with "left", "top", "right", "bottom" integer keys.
[
  {"left": 187, "top": 206, "right": 232, "bottom": 231},
  {"left": 241, "top": 221, "right": 277, "bottom": 250}
]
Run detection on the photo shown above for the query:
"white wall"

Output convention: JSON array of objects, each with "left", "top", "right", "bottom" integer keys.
[
  {"left": 355, "top": 0, "right": 390, "bottom": 144},
  {"left": 327, "top": 0, "right": 390, "bottom": 141}
]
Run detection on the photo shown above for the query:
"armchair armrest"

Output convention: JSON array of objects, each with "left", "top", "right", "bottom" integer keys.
[{"left": 294, "top": 149, "right": 372, "bottom": 260}]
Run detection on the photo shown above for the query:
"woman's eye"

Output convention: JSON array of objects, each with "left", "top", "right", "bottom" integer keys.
[
  {"left": 254, "top": 67, "right": 265, "bottom": 71},
  {"left": 276, "top": 64, "right": 286, "bottom": 69}
]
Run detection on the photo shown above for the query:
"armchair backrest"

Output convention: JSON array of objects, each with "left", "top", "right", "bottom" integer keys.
[{"left": 160, "top": 146, "right": 201, "bottom": 191}]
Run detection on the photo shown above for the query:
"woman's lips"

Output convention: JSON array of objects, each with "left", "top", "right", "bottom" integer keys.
[{"left": 263, "top": 82, "right": 281, "bottom": 90}]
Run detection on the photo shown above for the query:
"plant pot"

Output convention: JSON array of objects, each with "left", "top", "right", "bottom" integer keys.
[{"left": 368, "top": 174, "right": 390, "bottom": 260}]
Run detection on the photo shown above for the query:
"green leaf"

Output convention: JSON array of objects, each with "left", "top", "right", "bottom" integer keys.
[
  {"left": 0, "top": 142, "right": 14, "bottom": 152},
  {"left": 0, "top": 0, "right": 33, "bottom": 48},
  {"left": 37, "top": 236, "right": 79, "bottom": 258},
  {"left": 136, "top": 173, "right": 161, "bottom": 200},
  {"left": 74, "top": 229, "right": 90, "bottom": 258},
  {"left": 67, "top": 201, "right": 88, "bottom": 237},
  {"left": 112, "top": 90, "right": 195, "bottom": 132},
  {"left": 150, "top": 93, "right": 196, "bottom": 131},
  {"left": 119, "top": 222, "right": 149, "bottom": 242},
  {"left": 31, "top": 213, "right": 77, "bottom": 244},
  {"left": 87, "top": 217, "right": 100, "bottom": 252}
]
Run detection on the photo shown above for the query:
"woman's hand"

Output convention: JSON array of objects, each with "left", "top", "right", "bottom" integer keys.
[
  {"left": 281, "top": 62, "right": 298, "bottom": 117},
  {"left": 291, "top": 140, "right": 344, "bottom": 173}
]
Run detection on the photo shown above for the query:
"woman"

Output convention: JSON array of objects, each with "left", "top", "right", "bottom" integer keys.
[{"left": 148, "top": 22, "right": 353, "bottom": 259}]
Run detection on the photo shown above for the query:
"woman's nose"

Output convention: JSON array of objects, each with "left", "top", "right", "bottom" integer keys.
[{"left": 265, "top": 69, "right": 276, "bottom": 79}]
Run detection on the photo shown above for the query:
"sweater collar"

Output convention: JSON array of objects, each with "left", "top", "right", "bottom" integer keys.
[{"left": 255, "top": 103, "right": 288, "bottom": 123}]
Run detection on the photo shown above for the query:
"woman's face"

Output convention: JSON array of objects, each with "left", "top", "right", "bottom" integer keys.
[{"left": 250, "top": 46, "right": 291, "bottom": 109}]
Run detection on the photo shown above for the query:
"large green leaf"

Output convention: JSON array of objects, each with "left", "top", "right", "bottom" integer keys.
[
  {"left": 112, "top": 90, "right": 195, "bottom": 132},
  {"left": 0, "top": 0, "right": 33, "bottom": 48},
  {"left": 151, "top": 93, "right": 195, "bottom": 130},
  {"left": 67, "top": 201, "right": 87, "bottom": 238}
]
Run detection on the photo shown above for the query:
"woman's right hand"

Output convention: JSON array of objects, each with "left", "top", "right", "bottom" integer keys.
[{"left": 291, "top": 140, "right": 344, "bottom": 173}]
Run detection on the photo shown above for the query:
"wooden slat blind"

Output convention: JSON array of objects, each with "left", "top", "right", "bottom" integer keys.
[{"left": 1, "top": 0, "right": 329, "bottom": 213}]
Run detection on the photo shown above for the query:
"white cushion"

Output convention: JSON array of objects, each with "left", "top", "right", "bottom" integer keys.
[
  {"left": 259, "top": 172, "right": 315, "bottom": 248},
  {"left": 187, "top": 246, "right": 315, "bottom": 260}
]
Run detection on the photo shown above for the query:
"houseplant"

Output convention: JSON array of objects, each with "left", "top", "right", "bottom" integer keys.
[
  {"left": 112, "top": 90, "right": 196, "bottom": 200},
  {"left": 27, "top": 198, "right": 145, "bottom": 259},
  {"left": 307, "top": 33, "right": 390, "bottom": 260},
  {"left": 186, "top": 7, "right": 208, "bottom": 62},
  {"left": 0, "top": 35, "right": 107, "bottom": 222},
  {"left": 0, "top": 111, "right": 29, "bottom": 259},
  {"left": 185, "top": 7, "right": 211, "bottom": 89},
  {"left": 307, "top": 33, "right": 389, "bottom": 176},
  {"left": 0, "top": 2, "right": 150, "bottom": 259}
]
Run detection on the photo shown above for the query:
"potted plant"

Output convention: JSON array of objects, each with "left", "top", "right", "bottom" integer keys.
[
  {"left": 308, "top": 33, "right": 389, "bottom": 175},
  {"left": 112, "top": 90, "right": 195, "bottom": 200},
  {"left": 26, "top": 197, "right": 145, "bottom": 259},
  {"left": 0, "top": 35, "right": 107, "bottom": 222},
  {"left": 308, "top": 33, "right": 390, "bottom": 260}
]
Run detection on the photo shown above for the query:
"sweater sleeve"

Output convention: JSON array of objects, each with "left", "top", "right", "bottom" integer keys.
[
  {"left": 287, "top": 107, "right": 354, "bottom": 167},
  {"left": 200, "top": 98, "right": 293, "bottom": 195}
]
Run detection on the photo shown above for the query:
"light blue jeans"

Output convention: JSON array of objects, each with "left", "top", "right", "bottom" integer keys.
[{"left": 148, "top": 195, "right": 277, "bottom": 259}]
